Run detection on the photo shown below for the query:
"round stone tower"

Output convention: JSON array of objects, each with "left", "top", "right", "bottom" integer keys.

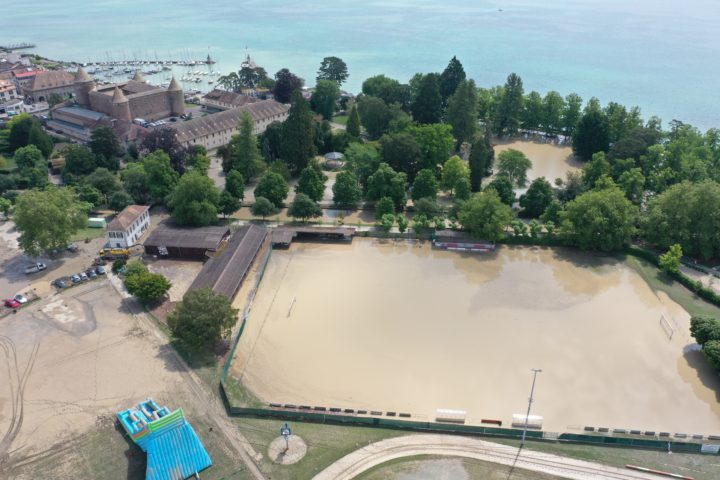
[
  {"left": 111, "top": 86, "right": 131, "bottom": 122},
  {"left": 74, "top": 67, "right": 96, "bottom": 107},
  {"left": 131, "top": 70, "right": 146, "bottom": 83},
  {"left": 167, "top": 77, "right": 186, "bottom": 117}
]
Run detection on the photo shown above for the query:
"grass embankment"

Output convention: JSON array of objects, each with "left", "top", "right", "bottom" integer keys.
[
  {"left": 70, "top": 226, "right": 106, "bottom": 242},
  {"left": 625, "top": 255, "right": 720, "bottom": 318},
  {"left": 331, "top": 114, "right": 348, "bottom": 125},
  {"left": 355, "top": 454, "right": 565, "bottom": 480}
]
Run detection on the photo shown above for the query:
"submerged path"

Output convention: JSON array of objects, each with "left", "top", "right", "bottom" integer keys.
[{"left": 312, "top": 434, "right": 664, "bottom": 480}]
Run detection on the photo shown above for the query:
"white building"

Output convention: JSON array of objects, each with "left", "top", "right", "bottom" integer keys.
[{"left": 106, "top": 205, "right": 151, "bottom": 248}]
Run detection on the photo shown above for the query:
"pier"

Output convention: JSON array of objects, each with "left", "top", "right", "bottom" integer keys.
[{"left": 0, "top": 42, "right": 36, "bottom": 51}]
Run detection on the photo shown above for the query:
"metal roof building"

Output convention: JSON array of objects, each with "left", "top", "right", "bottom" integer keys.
[{"left": 144, "top": 225, "right": 230, "bottom": 259}]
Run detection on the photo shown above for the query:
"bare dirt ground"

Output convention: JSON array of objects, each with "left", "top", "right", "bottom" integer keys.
[
  {"left": 146, "top": 258, "right": 204, "bottom": 302},
  {"left": 231, "top": 240, "right": 720, "bottom": 436},
  {"left": 494, "top": 140, "right": 582, "bottom": 186}
]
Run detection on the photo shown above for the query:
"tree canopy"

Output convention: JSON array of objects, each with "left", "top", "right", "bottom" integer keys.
[
  {"left": 281, "top": 90, "right": 317, "bottom": 174},
  {"left": 439, "top": 56, "right": 466, "bottom": 102},
  {"left": 251, "top": 196, "right": 279, "bottom": 219},
  {"left": 346, "top": 104, "right": 361, "bottom": 138},
  {"left": 169, "top": 171, "right": 221, "bottom": 226},
  {"left": 459, "top": 190, "right": 514, "bottom": 241},
  {"left": 14, "top": 186, "right": 87, "bottom": 256},
  {"left": 519, "top": 177, "right": 554, "bottom": 217},
  {"left": 310, "top": 80, "right": 340, "bottom": 120},
  {"left": 441, "top": 155, "right": 470, "bottom": 196},
  {"left": 225, "top": 170, "right": 245, "bottom": 200},
  {"left": 317, "top": 56, "right": 349, "bottom": 85},
  {"left": 273, "top": 68, "right": 303, "bottom": 103},
  {"left": 221, "top": 111, "right": 265, "bottom": 180},
  {"left": 495, "top": 73, "right": 524, "bottom": 136},
  {"left": 365, "top": 162, "right": 407, "bottom": 210},
  {"left": 411, "top": 168, "right": 439, "bottom": 201},
  {"left": 411, "top": 73, "right": 442, "bottom": 124},
  {"left": 332, "top": 170, "right": 361, "bottom": 208},
  {"left": 254, "top": 171, "right": 289, "bottom": 207},
  {"left": 168, "top": 288, "right": 239, "bottom": 350},
  {"left": 288, "top": 192, "right": 322, "bottom": 221},
  {"left": 143, "top": 151, "right": 180, "bottom": 203},
  {"left": 446, "top": 79, "right": 478, "bottom": 146},
  {"left": 497, "top": 149, "right": 532, "bottom": 187},
  {"left": 140, "top": 127, "right": 187, "bottom": 173},
  {"left": 295, "top": 165, "right": 326, "bottom": 202},
  {"left": 573, "top": 109, "right": 610, "bottom": 161},
  {"left": 357, "top": 96, "right": 391, "bottom": 140},
  {"left": 380, "top": 132, "right": 423, "bottom": 181}
]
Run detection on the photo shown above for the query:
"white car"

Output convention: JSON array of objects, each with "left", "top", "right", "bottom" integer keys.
[{"left": 14, "top": 294, "right": 28, "bottom": 304}]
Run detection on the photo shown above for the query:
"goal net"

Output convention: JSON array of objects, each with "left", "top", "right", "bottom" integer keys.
[{"left": 659, "top": 314, "right": 675, "bottom": 340}]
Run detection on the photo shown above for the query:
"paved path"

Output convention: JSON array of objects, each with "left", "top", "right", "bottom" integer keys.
[{"left": 312, "top": 434, "right": 664, "bottom": 480}]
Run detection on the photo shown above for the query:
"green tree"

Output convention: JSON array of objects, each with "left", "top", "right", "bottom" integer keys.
[
  {"left": 62, "top": 144, "right": 97, "bottom": 181},
  {"left": 413, "top": 214, "right": 430, "bottom": 231},
  {"left": 288, "top": 192, "right": 322, "bottom": 221},
  {"left": 380, "top": 213, "right": 395, "bottom": 233},
  {"left": 414, "top": 197, "right": 442, "bottom": 218},
  {"left": 108, "top": 190, "right": 133, "bottom": 212},
  {"left": 344, "top": 142, "right": 381, "bottom": 189},
  {"left": 485, "top": 176, "right": 516, "bottom": 206},
  {"left": 439, "top": 56, "right": 466, "bottom": 102},
  {"left": 281, "top": 90, "right": 317, "bottom": 174},
  {"left": 27, "top": 123, "right": 53, "bottom": 158},
  {"left": 125, "top": 269, "right": 171, "bottom": 304},
  {"left": 703, "top": 340, "right": 720, "bottom": 370},
  {"left": 223, "top": 112, "right": 265, "bottom": 180},
  {"left": 411, "top": 169, "right": 439, "bottom": 201},
  {"left": 77, "top": 184, "right": 104, "bottom": 207},
  {"left": 519, "top": 177, "right": 554, "bottom": 217},
  {"left": 541, "top": 200, "right": 562, "bottom": 224},
  {"left": 642, "top": 181, "right": 720, "bottom": 259},
  {"left": 169, "top": 171, "right": 220, "bottom": 226},
  {"left": 0, "top": 197, "right": 12, "bottom": 218},
  {"left": 143, "top": 151, "right": 180, "bottom": 203},
  {"left": 396, "top": 214, "right": 409, "bottom": 233},
  {"left": 357, "top": 96, "right": 391, "bottom": 140},
  {"left": 446, "top": 79, "right": 478, "bottom": 146},
  {"left": 408, "top": 123, "right": 454, "bottom": 170},
  {"left": 658, "top": 244, "right": 683, "bottom": 274},
  {"left": 690, "top": 317, "right": 720, "bottom": 346},
  {"left": 14, "top": 186, "right": 87, "bottom": 256},
  {"left": 582, "top": 152, "right": 611, "bottom": 188},
  {"left": 542, "top": 91, "right": 565, "bottom": 134},
  {"left": 84, "top": 167, "right": 121, "bottom": 196},
  {"left": 14, "top": 145, "right": 45, "bottom": 171},
  {"left": 251, "top": 196, "right": 279, "bottom": 220},
  {"left": 121, "top": 162, "right": 150, "bottom": 204},
  {"left": 168, "top": 288, "right": 239, "bottom": 350},
  {"left": 562, "top": 93, "right": 583, "bottom": 136},
  {"left": 441, "top": 155, "right": 470, "bottom": 196},
  {"left": 225, "top": 170, "right": 245, "bottom": 200},
  {"left": 411, "top": 73, "right": 442, "bottom": 124},
  {"left": 380, "top": 132, "right": 423, "bottom": 180},
  {"left": 511, "top": 219, "right": 528, "bottom": 237},
  {"left": 346, "top": 104, "right": 361, "bottom": 138},
  {"left": 365, "top": 163, "right": 407, "bottom": 210},
  {"left": 560, "top": 186, "right": 637, "bottom": 251},
  {"left": 317, "top": 56, "right": 349, "bottom": 85},
  {"left": 362, "top": 75, "right": 407, "bottom": 106},
  {"left": 529, "top": 219, "right": 542, "bottom": 238},
  {"left": 89, "top": 126, "right": 121, "bottom": 167},
  {"left": 7, "top": 114, "right": 34, "bottom": 153},
  {"left": 140, "top": 127, "right": 188, "bottom": 173},
  {"left": 522, "top": 91, "right": 543, "bottom": 131},
  {"left": 617, "top": 167, "right": 645, "bottom": 203},
  {"left": 295, "top": 165, "right": 326, "bottom": 202},
  {"left": 573, "top": 109, "right": 610, "bottom": 161},
  {"left": 497, "top": 149, "right": 532, "bottom": 188},
  {"left": 332, "top": 171, "right": 361, "bottom": 208},
  {"left": 218, "top": 190, "right": 241, "bottom": 218},
  {"left": 254, "top": 171, "right": 289, "bottom": 207},
  {"left": 469, "top": 135, "right": 493, "bottom": 192},
  {"left": 495, "top": 73, "right": 524, "bottom": 136},
  {"left": 375, "top": 196, "right": 395, "bottom": 220},
  {"left": 458, "top": 190, "right": 514, "bottom": 241},
  {"left": 310, "top": 79, "right": 340, "bottom": 120}
]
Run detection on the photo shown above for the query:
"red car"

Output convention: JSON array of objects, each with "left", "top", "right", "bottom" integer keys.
[{"left": 4, "top": 299, "right": 21, "bottom": 309}]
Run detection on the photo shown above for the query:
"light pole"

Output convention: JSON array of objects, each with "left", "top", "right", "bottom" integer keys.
[{"left": 521, "top": 368, "right": 542, "bottom": 448}]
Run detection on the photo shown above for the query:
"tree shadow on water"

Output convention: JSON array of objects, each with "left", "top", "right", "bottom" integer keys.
[{"left": 682, "top": 345, "right": 720, "bottom": 405}]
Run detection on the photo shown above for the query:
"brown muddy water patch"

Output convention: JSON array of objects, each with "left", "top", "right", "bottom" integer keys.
[{"left": 231, "top": 240, "right": 720, "bottom": 435}]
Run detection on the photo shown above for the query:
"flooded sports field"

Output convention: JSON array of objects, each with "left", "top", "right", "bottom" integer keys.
[{"left": 231, "top": 240, "right": 720, "bottom": 435}]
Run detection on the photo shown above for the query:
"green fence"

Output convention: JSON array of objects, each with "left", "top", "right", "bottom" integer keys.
[{"left": 558, "top": 433, "right": 703, "bottom": 454}]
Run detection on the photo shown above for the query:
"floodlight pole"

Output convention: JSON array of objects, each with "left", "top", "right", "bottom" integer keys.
[{"left": 521, "top": 368, "right": 542, "bottom": 448}]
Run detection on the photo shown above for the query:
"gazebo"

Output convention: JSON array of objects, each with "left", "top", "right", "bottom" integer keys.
[{"left": 324, "top": 151, "right": 345, "bottom": 170}]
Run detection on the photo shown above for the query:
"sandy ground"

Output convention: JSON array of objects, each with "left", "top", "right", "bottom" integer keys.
[
  {"left": 493, "top": 140, "right": 582, "bottom": 191},
  {"left": 146, "top": 258, "right": 204, "bottom": 302},
  {"left": 0, "top": 280, "right": 190, "bottom": 462},
  {"left": 231, "top": 240, "right": 720, "bottom": 435}
]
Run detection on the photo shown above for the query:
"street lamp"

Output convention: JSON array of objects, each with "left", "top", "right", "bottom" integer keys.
[{"left": 521, "top": 368, "right": 542, "bottom": 448}]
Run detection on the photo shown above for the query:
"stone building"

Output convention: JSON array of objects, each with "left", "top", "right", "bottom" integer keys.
[
  {"left": 46, "top": 106, "right": 112, "bottom": 142},
  {"left": 106, "top": 205, "right": 151, "bottom": 248},
  {"left": 75, "top": 68, "right": 185, "bottom": 122},
  {"left": 22, "top": 70, "right": 75, "bottom": 102},
  {"left": 200, "top": 89, "right": 258, "bottom": 111},
  {"left": 171, "top": 99, "right": 288, "bottom": 150}
]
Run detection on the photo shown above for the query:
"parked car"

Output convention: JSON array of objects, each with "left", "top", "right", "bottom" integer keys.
[
  {"left": 70, "top": 274, "right": 81, "bottom": 283},
  {"left": 95, "top": 266, "right": 106, "bottom": 275},
  {"left": 86, "top": 269, "right": 97, "bottom": 279},
  {"left": 53, "top": 279, "right": 67, "bottom": 288},
  {"left": 67, "top": 243, "right": 79, "bottom": 252},
  {"left": 4, "top": 299, "right": 21, "bottom": 309},
  {"left": 13, "top": 294, "right": 28, "bottom": 304},
  {"left": 24, "top": 263, "right": 47, "bottom": 274},
  {"left": 79, "top": 272, "right": 88, "bottom": 281}
]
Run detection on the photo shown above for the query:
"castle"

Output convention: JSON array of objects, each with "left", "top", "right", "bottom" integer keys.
[{"left": 74, "top": 67, "right": 185, "bottom": 122}]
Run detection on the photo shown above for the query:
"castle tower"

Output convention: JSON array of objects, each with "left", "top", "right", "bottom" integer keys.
[
  {"left": 111, "top": 86, "right": 131, "bottom": 122},
  {"left": 131, "top": 70, "right": 146, "bottom": 83},
  {"left": 167, "top": 77, "right": 185, "bottom": 117},
  {"left": 74, "top": 67, "right": 96, "bottom": 107}
]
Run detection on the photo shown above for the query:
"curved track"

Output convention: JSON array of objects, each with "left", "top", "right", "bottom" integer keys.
[{"left": 312, "top": 434, "right": 666, "bottom": 480}]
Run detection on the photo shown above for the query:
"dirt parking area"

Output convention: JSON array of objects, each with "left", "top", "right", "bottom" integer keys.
[
  {"left": 0, "top": 280, "right": 199, "bottom": 472},
  {"left": 146, "top": 258, "right": 204, "bottom": 302}
]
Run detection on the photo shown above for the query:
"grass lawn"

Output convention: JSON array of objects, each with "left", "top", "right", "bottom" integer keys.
[
  {"left": 625, "top": 255, "right": 720, "bottom": 318},
  {"left": 355, "top": 454, "right": 565, "bottom": 480},
  {"left": 0, "top": 154, "right": 16, "bottom": 170},
  {"left": 71, "top": 226, "right": 106, "bottom": 242},
  {"left": 332, "top": 114, "right": 348, "bottom": 125}
]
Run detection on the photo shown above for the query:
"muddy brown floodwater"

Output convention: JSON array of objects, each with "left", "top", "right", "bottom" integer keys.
[{"left": 231, "top": 240, "right": 720, "bottom": 435}]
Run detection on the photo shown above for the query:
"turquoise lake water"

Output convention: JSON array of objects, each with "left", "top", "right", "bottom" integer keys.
[{"left": 3, "top": 0, "right": 719, "bottom": 129}]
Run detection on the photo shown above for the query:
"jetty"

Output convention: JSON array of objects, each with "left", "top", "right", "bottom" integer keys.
[{"left": 0, "top": 42, "right": 36, "bottom": 52}]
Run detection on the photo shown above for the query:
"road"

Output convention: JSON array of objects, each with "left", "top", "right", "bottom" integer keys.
[{"left": 312, "top": 434, "right": 665, "bottom": 480}]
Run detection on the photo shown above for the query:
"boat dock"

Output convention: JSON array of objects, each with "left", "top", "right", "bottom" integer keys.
[{"left": 0, "top": 42, "right": 36, "bottom": 51}]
